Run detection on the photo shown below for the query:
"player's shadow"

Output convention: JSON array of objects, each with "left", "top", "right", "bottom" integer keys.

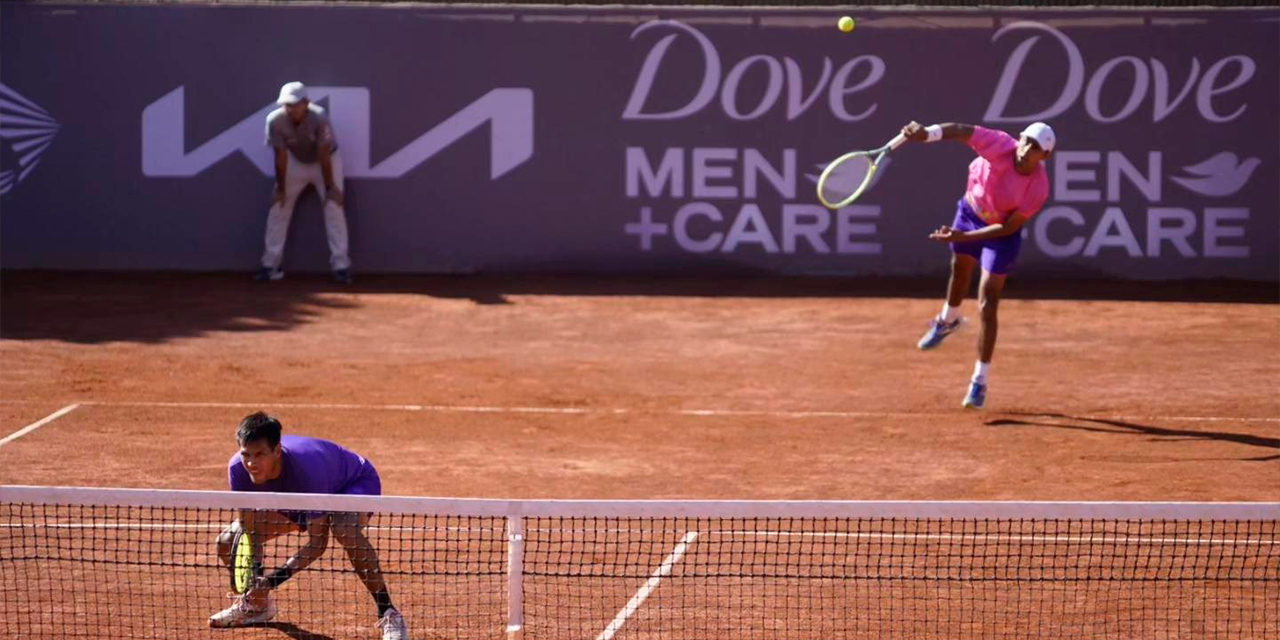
[
  {"left": 4, "top": 270, "right": 1274, "bottom": 343},
  {"left": 986, "top": 412, "right": 1280, "bottom": 462},
  {"left": 0, "top": 271, "right": 361, "bottom": 344},
  {"left": 251, "top": 621, "right": 339, "bottom": 640},
  {"left": 348, "top": 272, "right": 1278, "bottom": 305}
]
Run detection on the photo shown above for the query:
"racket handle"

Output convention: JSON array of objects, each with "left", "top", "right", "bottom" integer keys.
[{"left": 886, "top": 133, "right": 908, "bottom": 151}]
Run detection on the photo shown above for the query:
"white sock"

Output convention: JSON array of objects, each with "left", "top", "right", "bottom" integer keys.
[
  {"left": 940, "top": 304, "right": 961, "bottom": 323},
  {"left": 972, "top": 361, "right": 990, "bottom": 385}
]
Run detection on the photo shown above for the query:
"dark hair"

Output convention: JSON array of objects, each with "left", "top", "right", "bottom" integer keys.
[{"left": 237, "top": 411, "right": 282, "bottom": 448}]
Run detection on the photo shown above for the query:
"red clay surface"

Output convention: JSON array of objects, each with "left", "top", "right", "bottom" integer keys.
[
  {"left": 2, "top": 272, "right": 1277, "bottom": 640},
  {"left": 1, "top": 272, "right": 1276, "bottom": 501}
]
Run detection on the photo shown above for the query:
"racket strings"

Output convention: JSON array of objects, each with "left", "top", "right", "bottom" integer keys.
[
  {"left": 233, "top": 531, "right": 257, "bottom": 593},
  {"left": 819, "top": 155, "right": 874, "bottom": 207}
]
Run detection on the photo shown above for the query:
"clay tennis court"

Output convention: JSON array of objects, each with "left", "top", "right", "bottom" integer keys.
[{"left": 1, "top": 271, "right": 1277, "bottom": 639}]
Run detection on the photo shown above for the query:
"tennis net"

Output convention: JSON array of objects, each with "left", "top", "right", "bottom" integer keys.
[{"left": 2, "top": 486, "right": 1277, "bottom": 639}]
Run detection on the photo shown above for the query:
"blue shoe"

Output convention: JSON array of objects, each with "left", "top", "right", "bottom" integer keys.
[
  {"left": 253, "top": 267, "right": 284, "bottom": 282},
  {"left": 917, "top": 317, "right": 962, "bottom": 350},
  {"left": 332, "top": 269, "right": 353, "bottom": 284},
  {"left": 962, "top": 381, "right": 986, "bottom": 410}
]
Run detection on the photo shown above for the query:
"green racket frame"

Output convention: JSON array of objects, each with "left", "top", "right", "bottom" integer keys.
[
  {"left": 816, "top": 133, "right": 907, "bottom": 209},
  {"left": 230, "top": 529, "right": 260, "bottom": 594}
]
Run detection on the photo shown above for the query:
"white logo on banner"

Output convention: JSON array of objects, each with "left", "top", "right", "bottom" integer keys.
[
  {"left": 985, "top": 21, "right": 1257, "bottom": 124},
  {"left": 1030, "top": 150, "right": 1257, "bottom": 260},
  {"left": 1170, "top": 152, "right": 1260, "bottom": 198},
  {"left": 619, "top": 20, "right": 886, "bottom": 256},
  {"left": 623, "top": 20, "right": 885, "bottom": 122},
  {"left": 0, "top": 84, "right": 60, "bottom": 196},
  {"left": 981, "top": 21, "right": 1262, "bottom": 262},
  {"left": 142, "top": 86, "right": 534, "bottom": 179},
  {"left": 621, "top": 147, "right": 882, "bottom": 256}
]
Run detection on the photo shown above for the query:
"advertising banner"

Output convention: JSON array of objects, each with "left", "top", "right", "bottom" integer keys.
[{"left": 2, "top": 4, "right": 1275, "bottom": 279}]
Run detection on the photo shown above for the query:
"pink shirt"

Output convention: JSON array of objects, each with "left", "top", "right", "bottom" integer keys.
[{"left": 964, "top": 126, "right": 1049, "bottom": 224}]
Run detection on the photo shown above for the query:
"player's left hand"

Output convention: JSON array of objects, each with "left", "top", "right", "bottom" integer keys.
[
  {"left": 326, "top": 186, "right": 345, "bottom": 208},
  {"left": 929, "top": 225, "right": 962, "bottom": 242}
]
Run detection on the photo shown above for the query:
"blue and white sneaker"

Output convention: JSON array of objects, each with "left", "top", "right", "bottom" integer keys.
[
  {"left": 962, "top": 381, "right": 986, "bottom": 410},
  {"left": 917, "top": 317, "right": 962, "bottom": 350}
]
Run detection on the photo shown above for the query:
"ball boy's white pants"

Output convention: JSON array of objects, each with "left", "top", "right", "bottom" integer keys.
[{"left": 261, "top": 152, "right": 351, "bottom": 271}]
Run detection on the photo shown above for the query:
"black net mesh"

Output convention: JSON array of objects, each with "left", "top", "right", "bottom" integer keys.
[{"left": 3, "top": 496, "right": 1277, "bottom": 639}]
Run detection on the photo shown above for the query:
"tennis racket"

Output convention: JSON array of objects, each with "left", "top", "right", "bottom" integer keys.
[
  {"left": 229, "top": 529, "right": 261, "bottom": 594},
  {"left": 816, "top": 133, "right": 907, "bottom": 209}
]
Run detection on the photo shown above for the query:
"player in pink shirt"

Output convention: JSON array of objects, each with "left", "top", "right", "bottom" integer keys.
[{"left": 902, "top": 120, "right": 1056, "bottom": 409}]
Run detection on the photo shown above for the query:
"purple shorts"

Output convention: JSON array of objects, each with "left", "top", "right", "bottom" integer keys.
[
  {"left": 290, "top": 463, "right": 381, "bottom": 529},
  {"left": 949, "top": 198, "right": 1023, "bottom": 275}
]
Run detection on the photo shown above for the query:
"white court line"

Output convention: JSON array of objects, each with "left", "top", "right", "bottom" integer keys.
[
  {"left": 595, "top": 531, "right": 699, "bottom": 640},
  {"left": 713, "top": 531, "right": 1278, "bottom": 546},
  {"left": 0, "top": 404, "right": 80, "bottom": 448},
  {"left": 0, "top": 398, "right": 1272, "bottom": 424}
]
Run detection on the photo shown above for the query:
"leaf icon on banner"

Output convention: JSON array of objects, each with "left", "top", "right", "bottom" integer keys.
[
  {"left": 0, "top": 84, "right": 60, "bottom": 195},
  {"left": 1170, "top": 152, "right": 1260, "bottom": 198}
]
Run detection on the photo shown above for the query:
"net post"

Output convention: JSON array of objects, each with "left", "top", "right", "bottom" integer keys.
[{"left": 505, "top": 514, "right": 525, "bottom": 639}]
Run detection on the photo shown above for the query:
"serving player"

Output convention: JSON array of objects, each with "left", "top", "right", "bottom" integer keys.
[{"left": 903, "top": 120, "right": 1055, "bottom": 410}]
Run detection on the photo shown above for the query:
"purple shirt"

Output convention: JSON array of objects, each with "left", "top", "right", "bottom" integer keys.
[
  {"left": 964, "top": 126, "right": 1049, "bottom": 224},
  {"left": 228, "top": 435, "right": 376, "bottom": 495}
]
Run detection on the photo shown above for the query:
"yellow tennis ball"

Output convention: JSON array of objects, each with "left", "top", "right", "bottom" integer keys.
[{"left": 837, "top": 16, "right": 855, "bottom": 33}]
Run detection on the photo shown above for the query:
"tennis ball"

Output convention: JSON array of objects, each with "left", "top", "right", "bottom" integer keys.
[{"left": 837, "top": 16, "right": 855, "bottom": 33}]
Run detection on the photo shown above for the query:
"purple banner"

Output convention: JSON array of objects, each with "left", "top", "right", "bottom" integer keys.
[{"left": 2, "top": 4, "right": 1276, "bottom": 280}]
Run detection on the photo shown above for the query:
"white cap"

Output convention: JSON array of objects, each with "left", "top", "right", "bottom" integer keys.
[
  {"left": 1020, "top": 122, "right": 1056, "bottom": 153},
  {"left": 276, "top": 82, "right": 308, "bottom": 106}
]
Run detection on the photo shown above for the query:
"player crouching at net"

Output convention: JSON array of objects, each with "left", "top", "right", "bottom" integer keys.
[
  {"left": 209, "top": 412, "right": 408, "bottom": 640},
  {"left": 902, "top": 120, "right": 1054, "bottom": 410}
]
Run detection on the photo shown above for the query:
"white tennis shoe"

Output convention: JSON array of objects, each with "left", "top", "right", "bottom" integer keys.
[
  {"left": 377, "top": 608, "right": 409, "bottom": 640},
  {"left": 208, "top": 593, "right": 277, "bottom": 628}
]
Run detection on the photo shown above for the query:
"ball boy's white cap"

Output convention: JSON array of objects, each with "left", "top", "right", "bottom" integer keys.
[
  {"left": 276, "top": 82, "right": 309, "bottom": 106},
  {"left": 1020, "top": 122, "right": 1056, "bottom": 153}
]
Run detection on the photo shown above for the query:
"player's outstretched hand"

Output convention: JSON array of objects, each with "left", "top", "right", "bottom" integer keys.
[
  {"left": 902, "top": 121, "right": 928, "bottom": 142},
  {"left": 929, "top": 225, "right": 962, "bottom": 242}
]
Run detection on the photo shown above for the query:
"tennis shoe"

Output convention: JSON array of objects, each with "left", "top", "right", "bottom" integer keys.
[
  {"left": 208, "top": 593, "right": 276, "bottom": 628},
  {"left": 253, "top": 267, "right": 284, "bottom": 282},
  {"left": 332, "top": 269, "right": 353, "bottom": 285},
  {"left": 377, "top": 608, "right": 409, "bottom": 640},
  {"left": 962, "top": 381, "right": 987, "bottom": 410},
  {"left": 917, "top": 317, "right": 963, "bottom": 350}
]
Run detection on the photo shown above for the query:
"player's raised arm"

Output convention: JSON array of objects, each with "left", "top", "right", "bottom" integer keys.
[{"left": 901, "top": 121, "right": 974, "bottom": 143}]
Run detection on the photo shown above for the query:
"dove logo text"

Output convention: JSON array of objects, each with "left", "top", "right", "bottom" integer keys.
[
  {"left": 985, "top": 21, "right": 1256, "bottom": 124},
  {"left": 623, "top": 20, "right": 885, "bottom": 122}
]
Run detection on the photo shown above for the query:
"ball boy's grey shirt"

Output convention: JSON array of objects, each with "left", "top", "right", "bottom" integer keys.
[{"left": 265, "top": 103, "right": 339, "bottom": 164}]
